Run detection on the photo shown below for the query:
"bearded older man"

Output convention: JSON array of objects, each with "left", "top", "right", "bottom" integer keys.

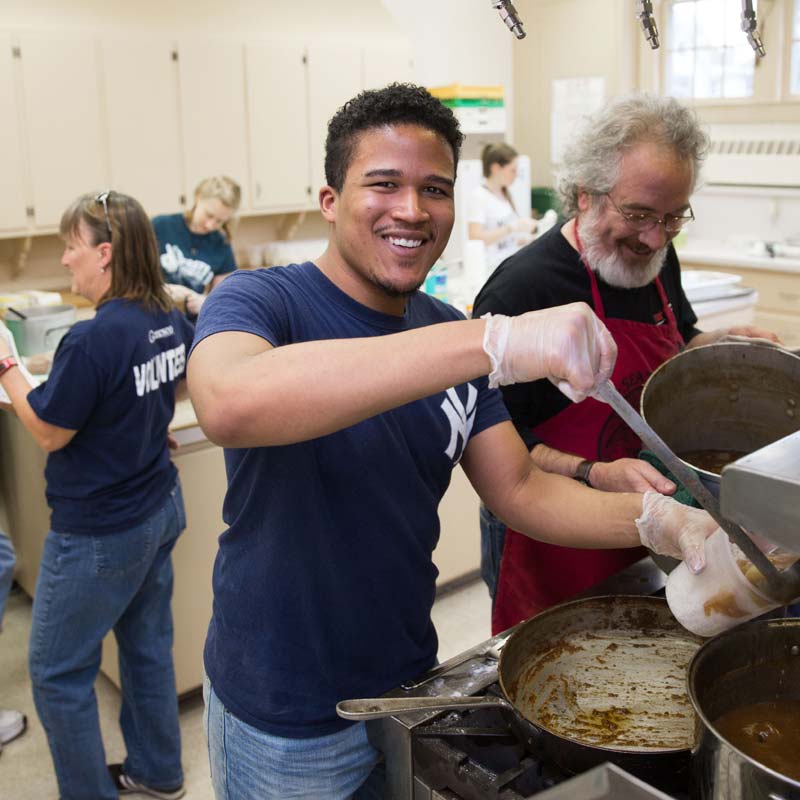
[{"left": 473, "top": 93, "right": 780, "bottom": 634}]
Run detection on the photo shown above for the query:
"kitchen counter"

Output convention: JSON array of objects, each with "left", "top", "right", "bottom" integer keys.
[{"left": 678, "top": 240, "right": 800, "bottom": 274}]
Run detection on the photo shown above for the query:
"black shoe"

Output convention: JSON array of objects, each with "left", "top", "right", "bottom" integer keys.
[{"left": 108, "top": 763, "right": 186, "bottom": 799}]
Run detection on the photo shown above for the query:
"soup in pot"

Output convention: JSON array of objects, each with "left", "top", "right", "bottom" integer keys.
[
  {"left": 714, "top": 699, "right": 800, "bottom": 780},
  {"left": 678, "top": 449, "right": 750, "bottom": 475}
]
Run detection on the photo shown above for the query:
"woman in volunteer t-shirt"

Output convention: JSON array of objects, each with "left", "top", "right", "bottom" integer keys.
[{"left": 0, "top": 190, "right": 194, "bottom": 800}]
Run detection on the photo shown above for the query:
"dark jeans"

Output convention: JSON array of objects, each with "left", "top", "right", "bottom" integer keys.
[{"left": 479, "top": 504, "right": 506, "bottom": 601}]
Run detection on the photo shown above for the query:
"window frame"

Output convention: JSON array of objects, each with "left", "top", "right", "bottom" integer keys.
[{"left": 656, "top": 0, "right": 800, "bottom": 108}]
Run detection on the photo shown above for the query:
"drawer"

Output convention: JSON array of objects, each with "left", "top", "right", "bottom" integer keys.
[{"left": 732, "top": 268, "right": 800, "bottom": 315}]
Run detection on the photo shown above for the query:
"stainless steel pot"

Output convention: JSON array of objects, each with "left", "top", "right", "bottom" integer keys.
[
  {"left": 5, "top": 304, "right": 76, "bottom": 356},
  {"left": 640, "top": 342, "right": 800, "bottom": 490},
  {"left": 688, "top": 618, "right": 800, "bottom": 799}
]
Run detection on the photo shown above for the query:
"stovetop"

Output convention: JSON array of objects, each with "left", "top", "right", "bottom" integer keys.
[{"left": 369, "top": 558, "right": 688, "bottom": 800}]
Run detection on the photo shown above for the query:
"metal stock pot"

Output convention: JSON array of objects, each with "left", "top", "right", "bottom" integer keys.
[
  {"left": 688, "top": 618, "right": 800, "bottom": 800},
  {"left": 640, "top": 342, "right": 800, "bottom": 491}
]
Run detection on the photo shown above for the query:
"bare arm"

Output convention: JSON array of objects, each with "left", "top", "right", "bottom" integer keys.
[
  {"left": 530, "top": 442, "right": 676, "bottom": 494},
  {"left": 461, "top": 422, "right": 642, "bottom": 549},
  {"left": 0, "top": 367, "right": 76, "bottom": 452},
  {"left": 188, "top": 319, "right": 492, "bottom": 447},
  {"left": 468, "top": 218, "right": 536, "bottom": 247},
  {"left": 687, "top": 324, "right": 782, "bottom": 349}
]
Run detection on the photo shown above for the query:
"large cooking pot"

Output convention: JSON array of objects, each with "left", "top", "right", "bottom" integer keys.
[
  {"left": 688, "top": 618, "right": 800, "bottom": 799},
  {"left": 338, "top": 596, "right": 702, "bottom": 790},
  {"left": 640, "top": 342, "right": 800, "bottom": 492}
]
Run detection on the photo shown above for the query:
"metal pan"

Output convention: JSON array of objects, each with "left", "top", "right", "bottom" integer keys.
[{"left": 339, "top": 596, "right": 702, "bottom": 788}]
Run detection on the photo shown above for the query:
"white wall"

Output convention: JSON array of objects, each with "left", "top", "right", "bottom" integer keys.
[
  {"left": 0, "top": 0, "right": 404, "bottom": 41},
  {"left": 382, "top": 0, "right": 515, "bottom": 135}
]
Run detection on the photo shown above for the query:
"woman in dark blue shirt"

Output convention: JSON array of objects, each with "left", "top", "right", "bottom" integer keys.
[
  {"left": 0, "top": 191, "right": 194, "bottom": 800},
  {"left": 152, "top": 175, "right": 241, "bottom": 319}
]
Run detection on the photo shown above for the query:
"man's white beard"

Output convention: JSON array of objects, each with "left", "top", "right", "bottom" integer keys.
[{"left": 578, "top": 205, "right": 668, "bottom": 289}]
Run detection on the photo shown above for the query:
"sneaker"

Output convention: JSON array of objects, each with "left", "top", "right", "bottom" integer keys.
[
  {"left": 0, "top": 709, "right": 26, "bottom": 745},
  {"left": 108, "top": 763, "right": 186, "bottom": 800}
]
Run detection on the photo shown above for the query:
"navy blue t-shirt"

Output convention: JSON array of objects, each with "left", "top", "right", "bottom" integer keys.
[
  {"left": 28, "top": 299, "right": 195, "bottom": 535},
  {"left": 152, "top": 213, "right": 236, "bottom": 293},
  {"left": 192, "top": 263, "right": 509, "bottom": 738}
]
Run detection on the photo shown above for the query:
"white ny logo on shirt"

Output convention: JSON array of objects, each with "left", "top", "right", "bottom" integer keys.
[{"left": 440, "top": 385, "right": 478, "bottom": 463}]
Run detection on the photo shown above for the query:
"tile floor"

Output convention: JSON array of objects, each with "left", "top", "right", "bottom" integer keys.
[{"left": 0, "top": 577, "right": 491, "bottom": 799}]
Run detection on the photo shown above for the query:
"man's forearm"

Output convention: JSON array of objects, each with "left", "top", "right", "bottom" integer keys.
[
  {"left": 504, "top": 467, "right": 642, "bottom": 550},
  {"left": 189, "top": 319, "right": 492, "bottom": 448},
  {"left": 529, "top": 442, "right": 585, "bottom": 478}
]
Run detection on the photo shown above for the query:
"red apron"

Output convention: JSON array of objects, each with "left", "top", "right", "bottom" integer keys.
[{"left": 492, "top": 249, "right": 685, "bottom": 635}]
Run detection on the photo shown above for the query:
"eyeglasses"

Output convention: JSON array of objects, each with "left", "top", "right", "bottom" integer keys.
[
  {"left": 96, "top": 190, "right": 113, "bottom": 238},
  {"left": 603, "top": 193, "right": 694, "bottom": 234}
]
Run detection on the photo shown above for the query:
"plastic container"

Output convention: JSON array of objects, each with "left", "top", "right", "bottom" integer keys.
[
  {"left": 665, "top": 529, "right": 784, "bottom": 637},
  {"left": 423, "top": 261, "right": 448, "bottom": 302}
]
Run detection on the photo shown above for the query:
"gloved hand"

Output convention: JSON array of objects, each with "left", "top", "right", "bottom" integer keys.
[
  {"left": 511, "top": 217, "right": 537, "bottom": 234},
  {"left": 635, "top": 491, "right": 718, "bottom": 574},
  {"left": 482, "top": 303, "right": 617, "bottom": 402}
]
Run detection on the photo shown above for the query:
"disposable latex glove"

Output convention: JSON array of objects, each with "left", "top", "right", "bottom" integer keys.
[
  {"left": 482, "top": 303, "right": 617, "bottom": 402},
  {"left": 635, "top": 491, "right": 718, "bottom": 574},
  {"left": 511, "top": 216, "right": 537, "bottom": 234}
]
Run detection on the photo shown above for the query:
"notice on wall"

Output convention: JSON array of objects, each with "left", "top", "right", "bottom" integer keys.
[{"left": 550, "top": 77, "right": 606, "bottom": 164}]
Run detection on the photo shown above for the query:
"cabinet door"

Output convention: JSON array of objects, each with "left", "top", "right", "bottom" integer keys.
[
  {"left": 307, "top": 44, "right": 363, "bottom": 196},
  {"left": 246, "top": 42, "right": 311, "bottom": 212},
  {"left": 0, "top": 37, "right": 29, "bottom": 233},
  {"left": 362, "top": 45, "right": 414, "bottom": 91},
  {"left": 102, "top": 38, "right": 183, "bottom": 217},
  {"left": 177, "top": 40, "right": 250, "bottom": 210},
  {"left": 18, "top": 34, "right": 108, "bottom": 229}
]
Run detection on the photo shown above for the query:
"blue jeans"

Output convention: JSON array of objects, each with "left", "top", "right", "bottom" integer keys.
[
  {"left": 29, "top": 482, "right": 186, "bottom": 800},
  {"left": 0, "top": 528, "right": 15, "bottom": 626},
  {"left": 479, "top": 504, "right": 506, "bottom": 601},
  {"left": 203, "top": 676, "right": 387, "bottom": 799}
]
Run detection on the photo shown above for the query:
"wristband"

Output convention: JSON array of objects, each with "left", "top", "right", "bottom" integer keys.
[
  {"left": 573, "top": 459, "right": 596, "bottom": 486},
  {"left": 0, "top": 356, "right": 18, "bottom": 379}
]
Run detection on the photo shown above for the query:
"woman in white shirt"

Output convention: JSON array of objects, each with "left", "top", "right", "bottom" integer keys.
[{"left": 467, "top": 143, "right": 537, "bottom": 273}]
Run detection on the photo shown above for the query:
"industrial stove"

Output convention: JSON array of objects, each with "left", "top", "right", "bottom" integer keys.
[{"left": 368, "top": 559, "right": 682, "bottom": 800}]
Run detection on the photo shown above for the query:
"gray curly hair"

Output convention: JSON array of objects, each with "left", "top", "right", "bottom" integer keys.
[{"left": 556, "top": 94, "right": 709, "bottom": 218}]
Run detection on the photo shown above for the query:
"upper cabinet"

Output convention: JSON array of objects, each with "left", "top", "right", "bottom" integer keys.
[
  {"left": 102, "top": 38, "right": 183, "bottom": 217},
  {"left": 177, "top": 40, "right": 251, "bottom": 211},
  {"left": 362, "top": 45, "right": 414, "bottom": 91},
  {"left": 0, "top": 31, "right": 413, "bottom": 236},
  {"left": 307, "top": 44, "right": 364, "bottom": 196},
  {"left": 18, "top": 34, "right": 108, "bottom": 229},
  {"left": 0, "top": 37, "right": 28, "bottom": 234},
  {"left": 246, "top": 41, "right": 312, "bottom": 212}
]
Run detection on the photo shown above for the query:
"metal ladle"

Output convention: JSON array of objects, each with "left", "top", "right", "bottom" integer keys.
[{"left": 593, "top": 380, "right": 800, "bottom": 603}]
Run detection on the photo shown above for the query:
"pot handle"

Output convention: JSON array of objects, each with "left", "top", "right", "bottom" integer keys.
[{"left": 337, "top": 695, "right": 512, "bottom": 720}]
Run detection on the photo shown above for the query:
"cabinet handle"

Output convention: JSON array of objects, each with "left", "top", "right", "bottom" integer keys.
[
  {"left": 778, "top": 292, "right": 799, "bottom": 304},
  {"left": 255, "top": 182, "right": 261, "bottom": 198}
]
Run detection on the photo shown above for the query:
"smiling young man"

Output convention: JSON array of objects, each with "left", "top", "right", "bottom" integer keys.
[
  {"left": 187, "top": 85, "right": 720, "bottom": 800},
  {"left": 473, "top": 93, "right": 781, "bottom": 632}
]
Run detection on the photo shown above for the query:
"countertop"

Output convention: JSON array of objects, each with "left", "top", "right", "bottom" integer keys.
[{"left": 677, "top": 240, "right": 800, "bottom": 274}]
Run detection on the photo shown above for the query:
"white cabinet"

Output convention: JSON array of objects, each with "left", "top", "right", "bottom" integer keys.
[
  {"left": 246, "top": 41, "right": 312, "bottom": 212},
  {"left": 102, "top": 38, "right": 183, "bottom": 217},
  {"left": 0, "top": 37, "right": 29, "bottom": 233},
  {"left": 362, "top": 45, "right": 414, "bottom": 91},
  {"left": 177, "top": 40, "right": 250, "bottom": 211},
  {"left": 307, "top": 44, "right": 364, "bottom": 194},
  {"left": 18, "top": 34, "right": 108, "bottom": 229}
]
